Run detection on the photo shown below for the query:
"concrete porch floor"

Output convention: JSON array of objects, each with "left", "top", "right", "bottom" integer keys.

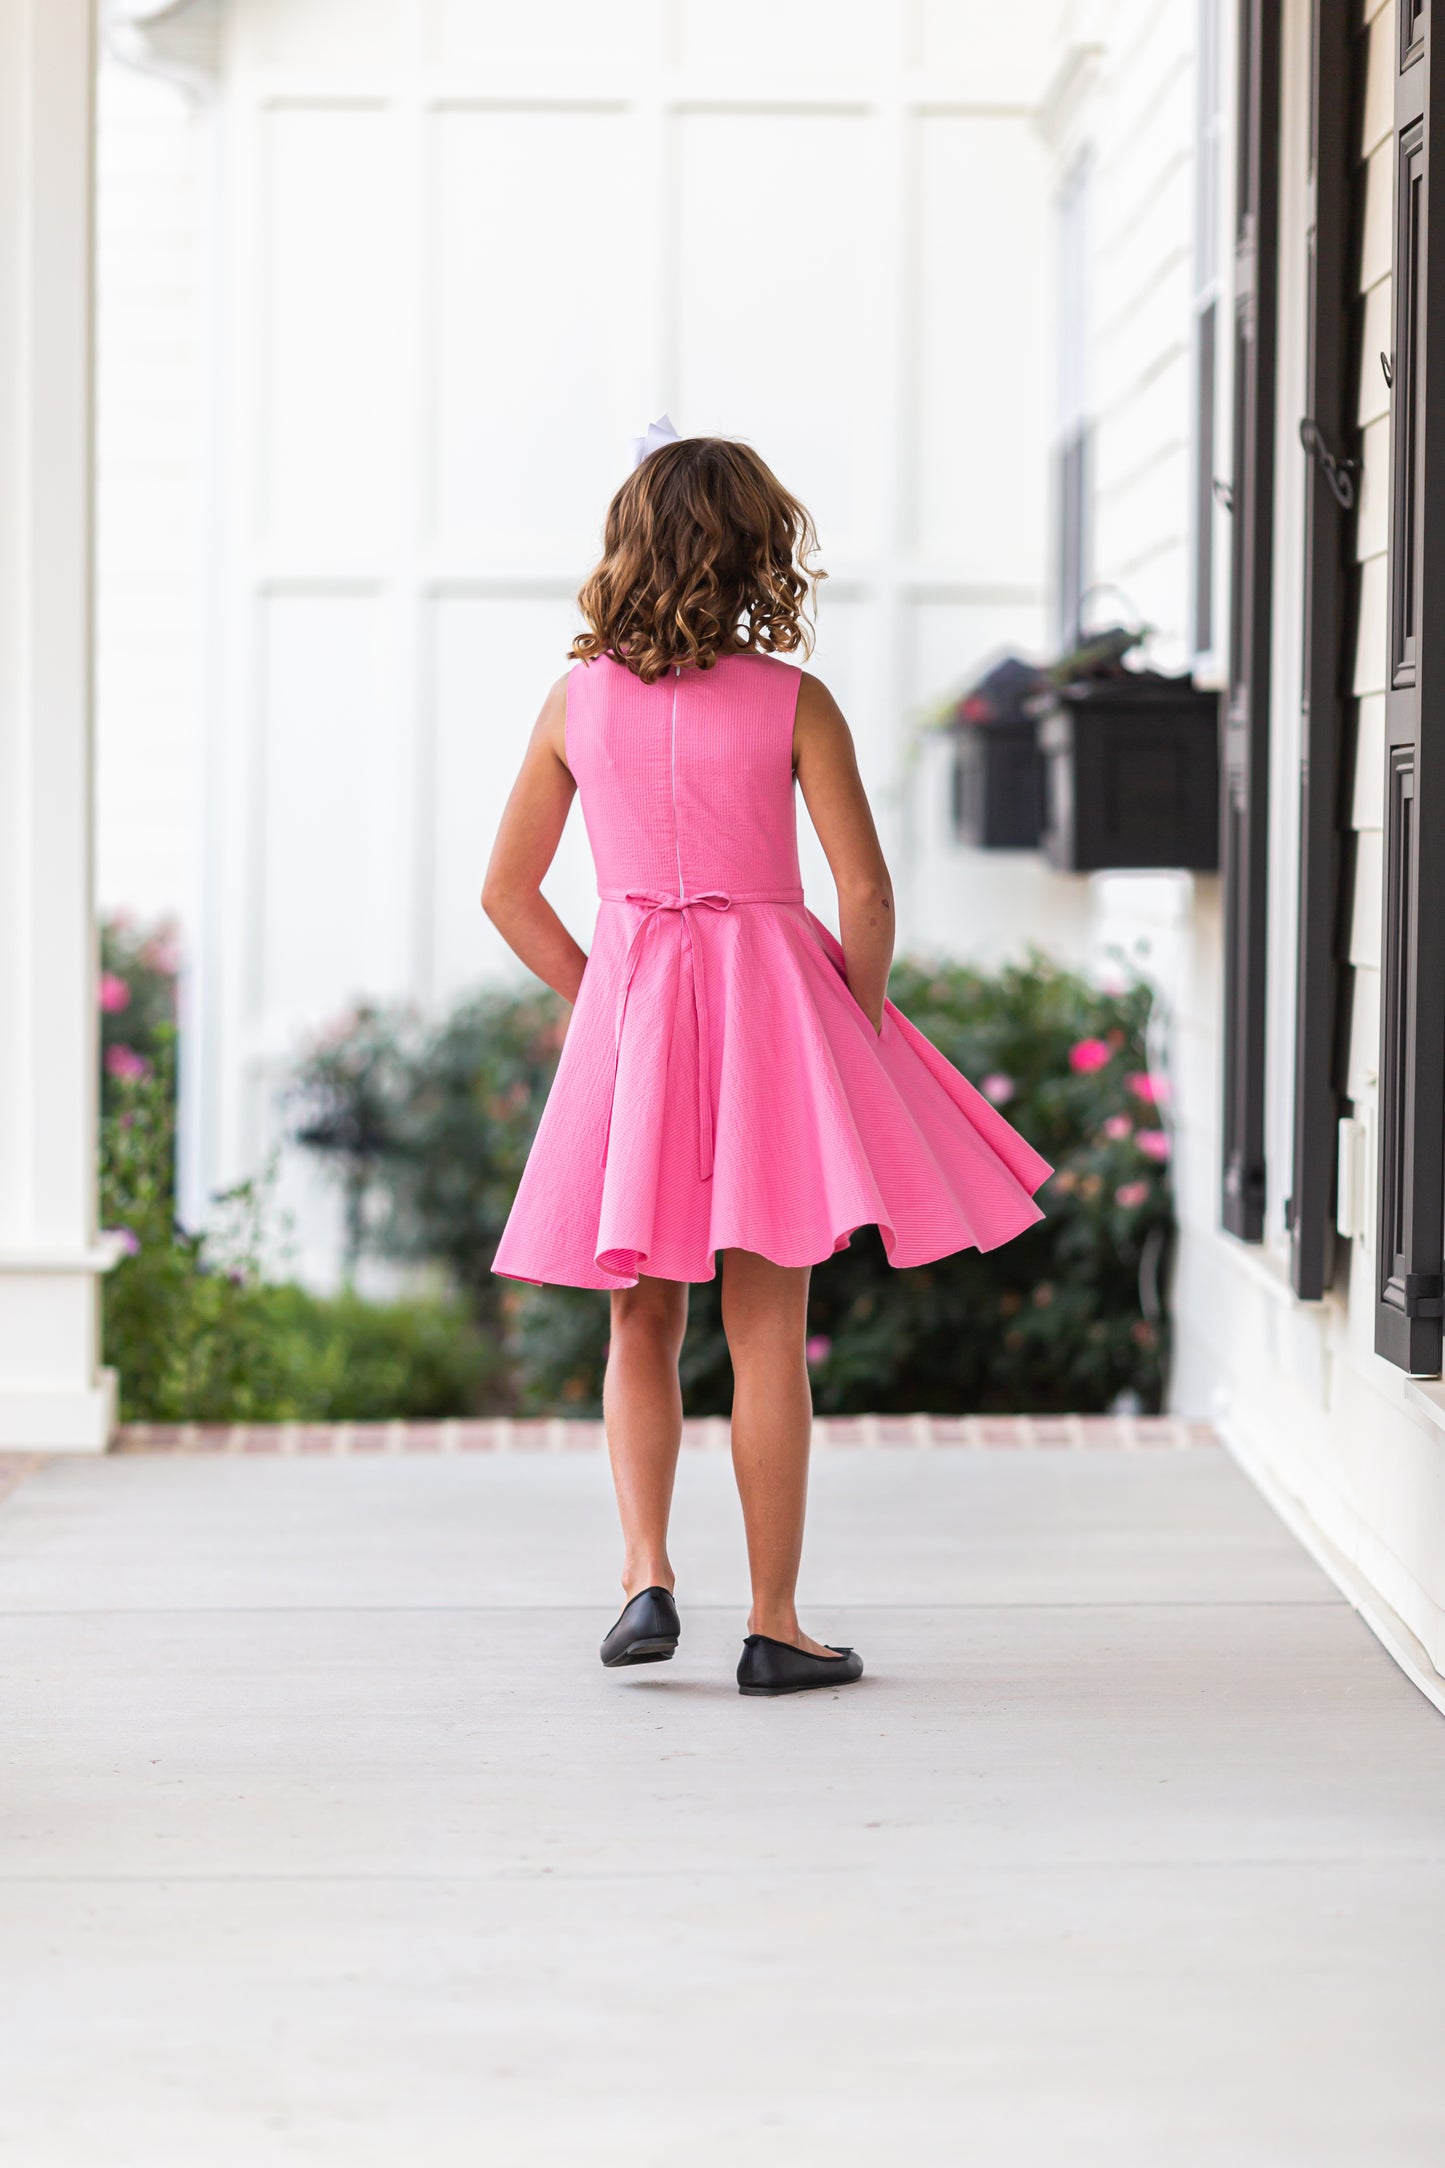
[{"left": 1, "top": 1443, "right": 1443, "bottom": 2166}]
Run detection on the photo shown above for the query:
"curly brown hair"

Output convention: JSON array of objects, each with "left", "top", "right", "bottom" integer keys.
[{"left": 570, "top": 437, "right": 826, "bottom": 684}]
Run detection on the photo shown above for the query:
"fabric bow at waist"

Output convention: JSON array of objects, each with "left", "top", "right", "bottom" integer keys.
[{"left": 598, "top": 886, "right": 804, "bottom": 1182}]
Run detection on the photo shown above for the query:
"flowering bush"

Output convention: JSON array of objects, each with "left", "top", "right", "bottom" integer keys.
[
  {"left": 291, "top": 989, "right": 567, "bottom": 1332},
  {"left": 789, "top": 954, "right": 1174, "bottom": 1414},
  {"left": 99, "top": 945, "right": 499, "bottom": 1422},
  {"left": 98, "top": 916, "right": 179, "bottom": 1115},
  {"left": 297, "top": 953, "right": 1174, "bottom": 1416}
]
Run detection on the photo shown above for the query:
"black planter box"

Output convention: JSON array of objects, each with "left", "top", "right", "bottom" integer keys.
[
  {"left": 951, "top": 718, "right": 1043, "bottom": 850},
  {"left": 1038, "top": 676, "right": 1220, "bottom": 872}
]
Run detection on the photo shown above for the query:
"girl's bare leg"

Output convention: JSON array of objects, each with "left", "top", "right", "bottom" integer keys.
[
  {"left": 720, "top": 1247, "right": 841, "bottom": 1658},
  {"left": 603, "top": 1274, "right": 689, "bottom": 1600}
]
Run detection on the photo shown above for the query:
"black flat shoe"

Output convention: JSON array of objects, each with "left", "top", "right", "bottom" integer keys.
[
  {"left": 736, "top": 1633, "right": 864, "bottom": 1696},
  {"left": 600, "top": 1586, "right": 680, "bottom": 1668}
]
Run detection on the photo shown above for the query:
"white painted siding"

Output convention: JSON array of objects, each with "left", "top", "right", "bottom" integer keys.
[
  {"left": 1050, "top": 0, "right": 1201, "bottom": 665},
  {"left": 1040, "top": 0, "right": 1223, "bottom": 1401},
  {"left": 1346, "top": 0, "right": 1395, "bottom": 1160}
]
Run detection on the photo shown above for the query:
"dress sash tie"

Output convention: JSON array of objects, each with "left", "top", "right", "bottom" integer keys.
[{"left": 597, "top": 887, "right": 803, "bottom": 1183}]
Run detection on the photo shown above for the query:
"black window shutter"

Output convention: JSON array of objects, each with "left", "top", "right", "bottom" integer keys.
[
  {"left": 1288, "top": 0, "right": 1354, "bottom": 1300},
  {"left": 1376, "top": 1, "right": 1445, "bottom": 1370},
  {"left": 1221, "top": 0, "right": 1282, "bottom": 1242}
]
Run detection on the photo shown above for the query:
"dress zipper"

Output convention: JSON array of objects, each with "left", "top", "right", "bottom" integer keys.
[{"left": 669, "top": 663, "right": 685, "bottom": 897}]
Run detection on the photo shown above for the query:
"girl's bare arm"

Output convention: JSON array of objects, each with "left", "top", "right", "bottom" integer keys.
[
  {"left": 481, "top": 676, "right": 589, "bottom": 1004},
  {"left": 793, "top": 673, "right": 894, "bottom": 1032}
]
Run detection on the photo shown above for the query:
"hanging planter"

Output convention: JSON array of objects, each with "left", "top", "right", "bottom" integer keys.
[
  {"left": 942, "top": 656, "right": 1046, "bottom": 850},
  {"left": 1038, "top": 670, "right": 1221, "bottom": 873}
]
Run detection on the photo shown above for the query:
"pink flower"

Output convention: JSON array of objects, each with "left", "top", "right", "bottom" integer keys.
[
  {"left": 1101, "top": 1113, "right": 1131, "bottom": 1141},
  {"left": 1137, "top": 1128, "right": 1170, "bottom": 1161},
  {"left": 109, "top": 1226, "right": 140, "bottom": 1257},
  {"left": 104, "top": 1044, "right": 149, "bottom": 1082},
  {"left": 139, "top": 932, "right": 180, "bottom": 976},
  {"left": 805, "top": 1335, "right": 832, "bottom": 1366},
  {"left": 1115, "top": 1180, "right": 1149, "bottom": 1209},
  {"left": 99, "top": 973, "right": 131, "bottom": 1013},
  {"left": 980, "top": 1073, "right": 1016, "bottom": 1106},
  {"left": 1070, "top": 1038, "right": 1112, "bottom": 1074},
  {"left": 1127, "top": 1071, "right": 1169, "bottom": 1106},
  {"left": 313, "top": 1006, "right": 361, "bottom": 1051}
]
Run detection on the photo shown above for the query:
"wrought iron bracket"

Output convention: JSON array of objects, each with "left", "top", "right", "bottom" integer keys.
[{"left": 1299, "top": 416, "right": 1359, "bottom": 509}]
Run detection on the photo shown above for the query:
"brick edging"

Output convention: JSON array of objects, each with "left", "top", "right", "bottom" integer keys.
[{"left": 111, "top": 1414, "right": 1218, "bottom": 1456}]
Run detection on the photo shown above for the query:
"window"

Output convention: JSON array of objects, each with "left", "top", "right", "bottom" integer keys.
[{"left": 1219, "top": 0, "right": 1281, "bottom": 1243}]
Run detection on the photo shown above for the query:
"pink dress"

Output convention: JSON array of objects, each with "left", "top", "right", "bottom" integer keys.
[{"left": 492, "top": 653, "right": 1051, "bottom": 1289}]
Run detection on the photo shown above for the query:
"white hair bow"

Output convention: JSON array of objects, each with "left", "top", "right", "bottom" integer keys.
[{"left": 629, "top": 414, "right": 681, "bottom": 469}]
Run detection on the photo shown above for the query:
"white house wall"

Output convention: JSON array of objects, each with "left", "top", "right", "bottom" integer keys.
[
  {"left": 1060, "top": 0, "right": 1201, "bottom": 666},
  {"left": 1039, "top": 0, "right": 1221, "bottom": 1226},
  {"left": 1182, "top": 0, "right": 1442, "bottom": 1677},
  {"left": 1057, "top": 0, "right": 1445, "bottom": 1681},
  {"left": 183, "top": 0, "right": 1074, "bottom": 1272},
  {"left": 1214, "top": 0, "right": 1445, "bottom": 1679}
]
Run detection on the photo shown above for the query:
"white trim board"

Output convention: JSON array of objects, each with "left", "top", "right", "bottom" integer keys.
[{"left": 1221, "top": 1418, "right": 1445, "bottom": 1722}]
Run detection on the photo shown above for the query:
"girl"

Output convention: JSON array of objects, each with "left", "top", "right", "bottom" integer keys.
[{"left": 483, "top": 431, "right": 1050, "bottom": 1697}]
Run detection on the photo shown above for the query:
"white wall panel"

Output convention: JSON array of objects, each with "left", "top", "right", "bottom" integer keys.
[
  {"left": 431, "top": 109, "right": 647, "bottom": 561},
  {"left": 430, "top": 596, "right": 595, "bottom": 1001},
  {"left": 901, "top": 596, "right": 1083, "bottom": 967},
  {"left": 906, "top": 597, "right": 1046, "bottom": 712},
  {"left": 807, "top": 592, "right": 877, "bottom": 794},
  {"left": 255, "top": 595, "right": 408, "bottom": 1029},
  {"left": 191, "top": 12, "right": 1057, "bottom": 1271},
  {"left": 261, "top": 109, "right": 399, "bottom": 552},
  {"left": 917, "top": 0, "right": 1068, "bottom": 97},
  {"left": 914, "top": 116, "right": 1050, "bottom": 579},
  {"left": 430, "top": 0, "right": 652, "bottom": 70},
  {"left": 674, "top": 112, "right": 882, "bottom": 560},
  {"left": 678, "top": 0, "right": 881, "bottom": 75},
  {"left": 791, "top": 593, "right": 874, "bottom": 929},
  {"left": 236, "top": 0, "right": 401, "bottom": 72}
]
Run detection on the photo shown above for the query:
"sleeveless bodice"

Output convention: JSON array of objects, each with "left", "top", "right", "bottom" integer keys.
[{"left": 565, "top": 652, "right": 803, "bottom": 900}]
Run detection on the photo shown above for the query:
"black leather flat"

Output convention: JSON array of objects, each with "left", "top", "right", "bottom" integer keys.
[
  {"left": 736, "top": 1633, "right": 864, "bottom": 1696},
  {"left": 600, "top": 1585, "right": 680, "bottom": 1668}
]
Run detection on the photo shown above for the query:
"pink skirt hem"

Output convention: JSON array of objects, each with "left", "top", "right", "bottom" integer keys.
[{"left": 491, "top": 903, "right": 1052, "bottom": 1293}]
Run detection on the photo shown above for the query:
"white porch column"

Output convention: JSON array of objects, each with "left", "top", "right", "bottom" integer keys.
[{"left": 0, "top": 0, "right": 117, "bottom": 1449}]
